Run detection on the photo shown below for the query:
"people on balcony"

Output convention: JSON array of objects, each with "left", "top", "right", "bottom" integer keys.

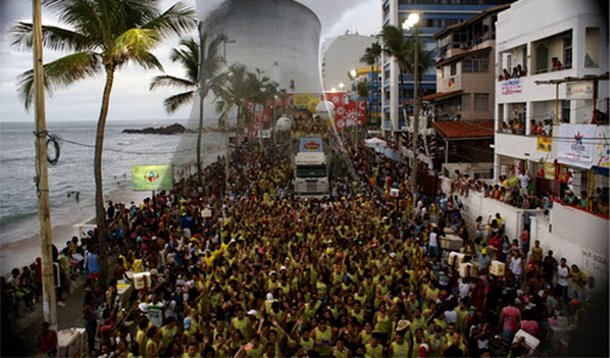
[{"left": 551, "top": 57, "right": 564, "bottom": 71}]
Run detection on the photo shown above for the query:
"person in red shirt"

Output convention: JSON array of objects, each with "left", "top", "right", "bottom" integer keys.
[{"left": 39, "top": 321, "right": 57, "bottom": 357}]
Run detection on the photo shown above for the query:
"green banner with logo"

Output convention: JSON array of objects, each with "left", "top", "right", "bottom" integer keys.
[{"left": 132, "top": 165, "right": 173, "bottom": 191}]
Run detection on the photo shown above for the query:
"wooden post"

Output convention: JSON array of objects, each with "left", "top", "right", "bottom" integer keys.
[
  {"left": 554, "top": 83, "right": 559, "bottom": 125},
  {"left": 33, "top": 0, "right": 58, "bottom": 329}
]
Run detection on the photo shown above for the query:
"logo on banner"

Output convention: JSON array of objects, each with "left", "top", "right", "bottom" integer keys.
[
  {"left": 537, "top": 136, "right": 552, "bottom": 152},
  {"left": 571, "top": 131, "right": 585, "bottom": 152},
  {"left": 146, "top": 170, "right": 159, "bottom": 184},
  {"left": 304, "top": 141, "right": 320, "bottom": 151}
]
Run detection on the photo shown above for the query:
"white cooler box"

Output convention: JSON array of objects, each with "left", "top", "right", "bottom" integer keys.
[
  {"left": 133, "top": 272, "right": 152, "bottom": 290},
  {"left": 448, "top": 252, "right": 465, "bottom": 266},
  {"left": 513, "top": 329, "right": 540, "bottom": 354},
  {"left": 58, "top": 328, "right": 86, "bottom": 358},
  {"left": 440, "top": 234, "right": 464, "bottom": 251},
  {"left": 458, "top": 262, "right": 479, "bottom": 278},
  {"left": 489, "top": 260, "right": 505, "bottom": 276}
]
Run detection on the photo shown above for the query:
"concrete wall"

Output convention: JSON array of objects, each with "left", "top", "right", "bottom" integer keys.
[
  {"left": 453, "top": 190, "right": 543, "bottom": 241},
  {"left": 531, "top": 203, "right": 609, "bottom": 283}
]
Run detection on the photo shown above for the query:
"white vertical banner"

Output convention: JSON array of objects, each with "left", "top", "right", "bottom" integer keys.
[{"left": 557, "top": 124, "right": 597, "bottom": 168}]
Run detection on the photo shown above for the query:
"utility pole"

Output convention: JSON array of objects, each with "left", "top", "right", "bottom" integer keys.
[
  {"left": 33, "top": 0, "right": 57, "bottom": 329},
  {"left": 410, "top": 22, "right": 420, "bottom": 197}
]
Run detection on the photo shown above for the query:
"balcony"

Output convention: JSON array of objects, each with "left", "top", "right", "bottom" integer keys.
[{"left": 495, "top": 132, "right": 547, "bottom": 161}]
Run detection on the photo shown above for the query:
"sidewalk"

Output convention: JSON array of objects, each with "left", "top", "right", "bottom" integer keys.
[{"left": 2, "top": 277, "right": 87, "bottom": 357}]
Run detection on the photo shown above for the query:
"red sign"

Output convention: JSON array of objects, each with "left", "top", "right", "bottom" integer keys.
[{"left": 303, "top": 141, "right": 320, "bottom": 151}]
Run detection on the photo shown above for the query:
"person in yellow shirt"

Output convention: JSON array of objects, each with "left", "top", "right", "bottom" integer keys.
[
  {"left": 364, "top": 335, "right": 384, "bottom": 357},
  {"left": 160, "top": 318, "right": 179, "bottom": 350},
  {"left": 389, "top": 333, "right": 410, "bottom": 358},
  {"left": 182, "top": 342, "right": 201, "bottom": 358},
  {"left": 313, "top": 319, "right": 333, "bottom": 356},
  {"left": 331, "top": 338, "right": 352, "bottom": 358}
]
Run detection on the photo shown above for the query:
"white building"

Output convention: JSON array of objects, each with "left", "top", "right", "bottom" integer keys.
[
  {"left": 321, "top": 34, "right": 377, "bottom": 92},
  {"left": 492, "top": 0, "right": 608, "bottom": 282}
]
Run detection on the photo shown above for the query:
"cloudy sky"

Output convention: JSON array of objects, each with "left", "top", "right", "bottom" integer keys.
[{"left": 0, "top": 0, "right": 380, "bottom": 123}]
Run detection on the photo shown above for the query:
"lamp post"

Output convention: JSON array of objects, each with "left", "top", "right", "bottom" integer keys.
[{"left": 403, "top": 13, "right": 420, "bottom": 197}]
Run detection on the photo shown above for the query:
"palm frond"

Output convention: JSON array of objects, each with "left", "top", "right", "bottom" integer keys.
[
  {"left": 170, "top": 38, "right": 199, "bottom": 82},
  {"left": 112, "top": 28, "right": 162, "bottom": 70},
  {"left": 17, "top": 51, "right": 101, "bottom": 109},
  {"left": 142, "top": 2, "right": 197, "bottom": 39},
  {"left": 163, "top": 90, "right": 195, "bottom": 113},
  {"left": 42, "top": 0, "right": 105, "bottom": 42},
  {"left": 11, "top": 22, "right": 90, "bottom": 52},
  {"left": 150, "top": 75, "right": 195, "bottom": 90}
]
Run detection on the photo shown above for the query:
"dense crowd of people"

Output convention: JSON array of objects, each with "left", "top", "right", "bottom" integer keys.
[{"left": 1, "top": 127, "right": 606, "bottom": 358}]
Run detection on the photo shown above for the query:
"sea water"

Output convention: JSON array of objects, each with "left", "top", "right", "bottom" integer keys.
[{"left": 0, "top": 120, "right": 220, "bottom": 246}]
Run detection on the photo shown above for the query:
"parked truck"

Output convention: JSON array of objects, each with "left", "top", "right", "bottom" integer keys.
[{"left": 293, "top": 137, "right": 329, "bottom": 197}]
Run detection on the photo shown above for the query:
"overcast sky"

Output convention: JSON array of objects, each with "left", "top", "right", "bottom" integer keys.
[{"left": 0, "top": 0, "right": 380, "bottom": 123}]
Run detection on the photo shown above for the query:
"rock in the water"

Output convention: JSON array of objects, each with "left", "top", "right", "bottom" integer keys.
[{"left": 123, "top": 123, "right": 185, "bottom": 135}]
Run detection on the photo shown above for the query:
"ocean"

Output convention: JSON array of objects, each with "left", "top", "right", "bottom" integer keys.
[{"left": 0, "top": 119, "right": 220, "bottom": 247}]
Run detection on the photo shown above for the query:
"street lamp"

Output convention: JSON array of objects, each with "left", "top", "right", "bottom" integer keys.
[
  {"left": 350, "top": 69, "right": 357, "bottom": 79},
  {"left": 338, "top": 82, "right": 345, "bottom": 91},
  {"left": 403, "top": 12, "right": 420, "bottom": 197}
]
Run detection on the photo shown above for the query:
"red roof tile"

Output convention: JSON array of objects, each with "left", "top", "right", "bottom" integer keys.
[{"left": 432, "top": 120, "right": 494, "bottom": 139}]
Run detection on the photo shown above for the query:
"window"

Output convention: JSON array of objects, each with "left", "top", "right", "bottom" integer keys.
[
  {"left": 563, "top": 35, "right": 572, "bottom": 69},
  {"left": 474, "top": 93, "right": 489, "bottom": 111},
  {"left": 450, "top": 63, "right": 457, "bottom": 76},
  {"left": 562, "top": 100, "right": 570, "bottom": 123},
  {"left": 463, "top": 53, "right": 489, "bottom": 72},
  {"left": 585, "top": 27, "right": 600, "bottom": 68},
  {"left": 462, "top": 93, "right": 469, "bottom": 110}
]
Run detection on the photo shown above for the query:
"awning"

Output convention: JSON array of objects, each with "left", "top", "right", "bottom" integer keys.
[
  {"left": 433, "top": 120, "right": 494, "bottom": 140},
  {"left": 365, "top": 137, "right": 387, "bottom": 148},
  {"left": 423, "top": 90, "right": 463, "bottom": 102}
]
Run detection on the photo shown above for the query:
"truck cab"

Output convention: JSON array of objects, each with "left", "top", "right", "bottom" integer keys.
[{"left": 294, "top": 150, "right": 329, "bottom": 198}]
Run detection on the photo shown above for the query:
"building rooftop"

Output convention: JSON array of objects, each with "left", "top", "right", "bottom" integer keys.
[{"left": 433, "top": 120, "right": 494, "bottom": 139}]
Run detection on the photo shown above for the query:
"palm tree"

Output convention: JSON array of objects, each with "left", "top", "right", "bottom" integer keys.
[
  {"left": 360, "top": 41, "right": 382, "bottom": 72},
  {"left": 150, "top": 33, "right": 227, "bottom": 188},
  {"left": 379, "top": 25, "right": 434, "bottom": 100},
  {"left": 12, "top": 0, "right": 197, "bottom": 287},
  {"left": 150, "top": 37, "right": 199, "bottom": 113},
  {"left": 216, "top": 63, "right": 251, "bottom": 144}
]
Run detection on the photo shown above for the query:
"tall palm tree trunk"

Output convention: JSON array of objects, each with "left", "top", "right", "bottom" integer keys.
[
  {"left": 196, "top": 87, "right": 206, "bottom": 188},
  {"left": 94, "top": 67, "right": 115, "bottom": 289}
]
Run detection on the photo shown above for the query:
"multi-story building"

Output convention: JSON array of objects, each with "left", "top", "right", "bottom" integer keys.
[
  {"left": 421, "top": 4, "right": 511, "bottom": 178},
  {"left": 350, "top": 66, "right": 382, "bottom": 128},
  {"left": 174, "top": 0, "right": 322, "bottom": 172},
  {"left": 321, "top": 33, "right": 377, "bottom": 93},
  {"left": 380, "top": 0, "right": 511, "bottom": 142},
  {"left": 492, "top": 0, "right": 608, "bottom": 281}
]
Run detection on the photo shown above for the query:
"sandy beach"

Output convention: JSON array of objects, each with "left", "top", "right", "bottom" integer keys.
[{"left": 0, "top": 181, "right": 149, "bottom": 276}]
